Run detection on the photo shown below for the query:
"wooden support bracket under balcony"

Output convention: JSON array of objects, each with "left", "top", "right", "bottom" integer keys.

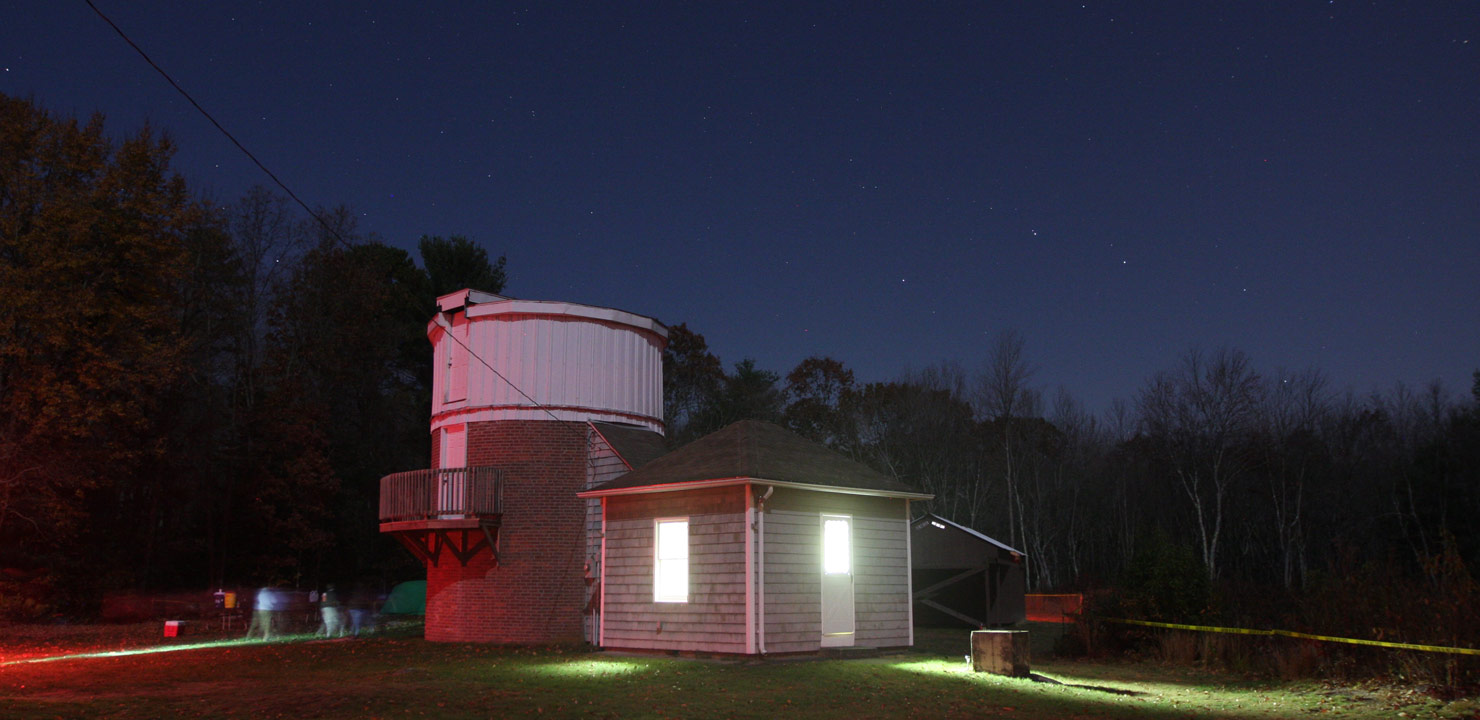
[
  {"left": 378, "top": 466, "right": 505, "bottom": 566},
  {"left": 382, "top": 519, "right": 501, "bottom": 568}
]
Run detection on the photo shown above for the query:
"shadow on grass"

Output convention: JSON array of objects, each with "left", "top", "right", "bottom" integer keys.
[{"left": 1030, "top": 671, "right": 1145, "bottom": 696}]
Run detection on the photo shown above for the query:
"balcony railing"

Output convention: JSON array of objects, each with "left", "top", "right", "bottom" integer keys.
[{"left": 379, "top": 467, "right": 504, "bottom": 523}]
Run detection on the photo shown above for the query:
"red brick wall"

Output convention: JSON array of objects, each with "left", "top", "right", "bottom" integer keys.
[{"left": 423, "top": 419, "right": 591, "bottom": 643}]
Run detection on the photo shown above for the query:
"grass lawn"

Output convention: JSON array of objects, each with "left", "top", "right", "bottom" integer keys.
[{"left": 0, "top": 622, "right": 1474, "bottom": 719}]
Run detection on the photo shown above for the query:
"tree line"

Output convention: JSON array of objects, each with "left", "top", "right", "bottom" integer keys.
[
  {"left": 668, "top": 325, "right": 1479, "bottom": 642},
  {"left": 670, "top": 327, "right": 1480, "bottom": 588},
  {"left": 4, "top": 95, "right": 1476, "bottom": 639},
  {"left": 0, "top": 95, "right": 505, "bottom": 612}
]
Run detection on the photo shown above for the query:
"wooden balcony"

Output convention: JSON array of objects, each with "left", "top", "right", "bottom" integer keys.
[{"left": 379, "top": 467, "right": 504, "bottom": 567}]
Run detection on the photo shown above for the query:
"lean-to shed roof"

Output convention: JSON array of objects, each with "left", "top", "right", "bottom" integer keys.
[
  {"left": 912, "top": 512, "right": 1025, "bottom": 556},
  {"left": 589, "top": 421, "right": 669, "bottom": 470}
]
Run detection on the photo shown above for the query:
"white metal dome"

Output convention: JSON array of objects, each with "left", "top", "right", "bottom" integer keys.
[{"left": 428, "top": 290, "right": 667, "bottom": 434}]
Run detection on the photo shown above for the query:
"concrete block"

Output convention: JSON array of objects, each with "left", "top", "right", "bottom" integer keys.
[{"left": 971, "top": 629, "right": 1030, "bottom": 677}]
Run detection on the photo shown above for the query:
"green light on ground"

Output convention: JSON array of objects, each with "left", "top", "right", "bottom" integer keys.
[
  {"left": 0, "top": 633, "right": 323, "bottom": 666},
  {"left": 888, "top": 657, "right": 1328, "bottom": 718},
  {"left": 516, "top": 659, "right": 648, "bottom": 679}
]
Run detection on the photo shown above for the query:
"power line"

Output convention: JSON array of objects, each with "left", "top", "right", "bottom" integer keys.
[
  {"left": 438, "top": 314, "right": 606, "bottom": 434},
  {"left": 85, "top": 0, "right": 610, "bottom": 445},
  {"left": 84, "top": 0, "right": 347, "bottom": 248}
]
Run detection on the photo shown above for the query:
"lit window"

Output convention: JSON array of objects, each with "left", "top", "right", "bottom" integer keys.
[
  {"left": 823, "top": 518, "right": 851, "bottom": 574},
  {"left": 654, "top": 519, "right": 689, "bottom": 603}
]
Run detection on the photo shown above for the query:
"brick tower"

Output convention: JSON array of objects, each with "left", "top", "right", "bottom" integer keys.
[{"left": 378, "top": 289, "right": 666, "bottom": 643}]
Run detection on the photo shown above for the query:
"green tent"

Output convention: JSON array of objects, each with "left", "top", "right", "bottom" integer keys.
[{"left": 380, "top": 580, "right": 425, "bottom": 615}]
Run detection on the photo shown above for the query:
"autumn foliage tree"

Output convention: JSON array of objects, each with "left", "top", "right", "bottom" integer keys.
[
  {"left": 0, "top": 95, "right": 520, "bottom": 603},
  {"left": 0, "top": 95, "right": 198, "bottom": 571}
]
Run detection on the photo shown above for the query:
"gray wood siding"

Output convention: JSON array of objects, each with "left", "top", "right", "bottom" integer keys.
[
  {"left": 852, "top": 513, "right": 911, "bottom": 646},
  {"left": 585, "top": 430, "right": 632, "bottom": 642},
  {"left": 760, "top": 508, "right": 821, "bottom": 653},
  {"left": 602, "top": 487, "right": 748, "bottom": 653},
  {"left": 585, "top": 429, "right": 630, "bottom": 569},
  {"left": 761, "top": 487, "right": 912, "bottom": 652}
]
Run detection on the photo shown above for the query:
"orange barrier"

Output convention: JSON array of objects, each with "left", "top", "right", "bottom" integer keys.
[{"left": 1025, "top": 593, "right": 1083, "bottom": 623}]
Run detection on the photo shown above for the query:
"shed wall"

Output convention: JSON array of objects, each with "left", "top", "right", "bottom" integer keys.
[
  {"left": 601, "top": 486, "right": 748, "bottom": 653},
  {"left": 988, "top": 562, "right": 1027, "bottom": 625},
  {"left": 761, "top": 488, "right": 912, "bottom": 652}
]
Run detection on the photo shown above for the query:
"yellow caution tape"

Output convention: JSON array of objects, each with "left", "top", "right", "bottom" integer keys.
[{"left": 1102, "top": 618, "right": 1480, "bottom": 656}]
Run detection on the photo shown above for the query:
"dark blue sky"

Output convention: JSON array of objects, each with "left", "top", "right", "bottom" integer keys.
[{"left": 5, "top": 1, "right": 1477, "bottom": 413}]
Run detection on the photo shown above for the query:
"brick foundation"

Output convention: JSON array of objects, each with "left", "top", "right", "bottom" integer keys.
[{"left": 423, "top": 419, "right": 591, "bottom": 644}]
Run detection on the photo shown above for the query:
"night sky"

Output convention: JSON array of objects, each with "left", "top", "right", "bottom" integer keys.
[{"left": 5, "top": 2, "right": 1477, "bottom": 413}]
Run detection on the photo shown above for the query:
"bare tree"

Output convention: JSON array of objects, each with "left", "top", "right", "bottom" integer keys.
[
  {"left": 1375, "top": 383, "right": 1428, "bottom": 564},
  {"left": 227, "top": 186, "right": 306, "bottom": 399},
  {"left": 906, "top": 363, "right": 983, "bottom": 524},
  {"left": 1138, "top": 348, "right": 1262, "bottom": 581},
  {"left": 848, "top": 371, "right": 978, "bottom": 523},
  {"left": 975, "top": 330, "right": 1038, "bottom": 559},
  {"left": 1260, "top": 367, "right": 1330, "bottom": 589},
  {"left": 1099, "top": 398, "right": 1141, "bottom": 567},
  {"left": 977, "top": 329, "right": 1035, "bottom": 420}
]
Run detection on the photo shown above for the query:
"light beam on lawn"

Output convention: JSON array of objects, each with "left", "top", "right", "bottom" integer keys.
[
  {"left": 0, "top": 633, "right": 320, "bottom": 666},
  {"left": 517, "top": 659, "right": 648, "bottom": 679},
  {"left": 888, "top": 658, "right": 1294, "bottom": 716}
]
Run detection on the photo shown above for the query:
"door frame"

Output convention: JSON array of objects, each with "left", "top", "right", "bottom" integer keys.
[{"left": 820, "top": 513, "right": 855, "bottom": 647}]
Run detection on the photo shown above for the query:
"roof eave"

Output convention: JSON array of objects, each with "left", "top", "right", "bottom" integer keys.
[{"left": 577, "top": 476, "right": 933, "bottom": 500}]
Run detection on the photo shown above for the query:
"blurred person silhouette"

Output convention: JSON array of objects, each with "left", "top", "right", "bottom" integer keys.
[
  {"left": 348, "top": 582, "right": 376, "bottom": 637},
  {"left": 246, "top": 586, "right": 281, "bottom": 640},
  {"left": 319, "top": 584, "right": 345, "bottom": 637}
]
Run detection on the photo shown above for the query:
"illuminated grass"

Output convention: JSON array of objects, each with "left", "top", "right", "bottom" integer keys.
[
  {"left": 0, "top": 625, "right": 1474, "bottom": 719},
  {"left": 516, "top": 658, "right": 650, "bottom": 679}
]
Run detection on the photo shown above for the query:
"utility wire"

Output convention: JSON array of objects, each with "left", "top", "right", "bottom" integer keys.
[
  {"left": 85, "top": 0, "right": 346, "bottom": 247},
  {"left": 86, "top": 0, "right": 614, "bottom": 445},
  {"left": 438, "top": 315, "right": 606, "bottom": 436}
]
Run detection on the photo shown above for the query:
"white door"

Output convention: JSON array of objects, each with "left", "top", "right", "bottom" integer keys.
[
  {"left": 444, "top": 313, "right": 469, "bottom": 403},
  {"left": 820, "top": 514, "right": 855, "bottom": 647},
  {"left": 438, "top": 425, "right": 467, "bottom": 516}
]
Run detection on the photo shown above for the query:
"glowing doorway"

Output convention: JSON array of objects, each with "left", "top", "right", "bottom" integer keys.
[{"left": 820, "top": 515, "right": 855, "bottom": 647}]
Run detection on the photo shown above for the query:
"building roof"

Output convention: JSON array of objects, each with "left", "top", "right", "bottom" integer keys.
[
  {"left": 589, "top": 421, "right": 669, "bottom": 470},
  {"left": 579, "top": 419, "right": 931, "bottom": 499},
  {"left": 432, "top": 288, "right": 668, "bottom": 341},
  {"left": 435, "top": 288, "right": 507, "bottom": 313},
  {"left": 912, "top": 512, "right": 1025, "bottom": 556}
]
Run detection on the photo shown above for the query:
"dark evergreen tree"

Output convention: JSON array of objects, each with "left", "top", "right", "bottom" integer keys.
[{"left": 418, "top": 234, "right": 506, "bottom": 299}]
